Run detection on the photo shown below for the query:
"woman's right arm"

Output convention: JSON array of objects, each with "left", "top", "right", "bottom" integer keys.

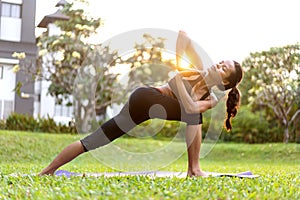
[{"left": 174, "top": 74, "right": 218, "bottom": 114}]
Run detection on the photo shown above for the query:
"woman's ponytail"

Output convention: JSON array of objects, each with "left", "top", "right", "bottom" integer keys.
[{"left": 225, "top": 87, "right": 240, "bottom": 131}]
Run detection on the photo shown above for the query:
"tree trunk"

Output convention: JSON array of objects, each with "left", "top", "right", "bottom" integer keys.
[
  {"left": 74, "top": 100, "right": 83, "bottom": 133},
  {"left": 80, "top": 111, "right": 90, "bottom": 133},
  {"left": 296, "top": 130, "right": 300, "bottom": 144},
  {"left": 80, "top": 104, "right": 96, "bottom": 134},
  {"left": 283, "top": 126, "right": 289, "bottom": 143}
]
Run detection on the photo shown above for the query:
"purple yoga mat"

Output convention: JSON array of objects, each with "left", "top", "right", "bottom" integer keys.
[
  {"left": 209, "top": 171, "right": 260, "bottom": 178},
  {"left": 55, "top": 170, "right": 259, "bottom": 178},
  {"left": 55, "top": 170, "right": 81, "bottom": 178}
]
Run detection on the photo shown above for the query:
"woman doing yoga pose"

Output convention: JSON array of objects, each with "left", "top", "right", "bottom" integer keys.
[{"left": 39, "top": 31, "right": 243, "bottom": 177}]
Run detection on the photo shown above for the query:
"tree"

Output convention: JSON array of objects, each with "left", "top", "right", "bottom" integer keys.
[
  {"left": 122, "top": 33, "right": 176, "bottom": 90},
  {"left": 242, "top": 44, "right": 300, "bottom": 143},
  {"left": 14, "top": 0, "right": 122, "bottom": 132}
]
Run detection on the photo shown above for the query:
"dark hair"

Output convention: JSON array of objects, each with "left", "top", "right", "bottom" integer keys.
[
  {"left": 225, "top": 87, "right": 240, "bottom": 131},
  {"left": 217, "top": 61, "right": 243, "bottom": 131},
  {"left": 217, "top": 61, "right": 243, "bottom": 91}
]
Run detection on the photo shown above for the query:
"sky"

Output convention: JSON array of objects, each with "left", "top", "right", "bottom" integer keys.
[{"left": 35, "top": 0, "right": 300, "bottom": 64}]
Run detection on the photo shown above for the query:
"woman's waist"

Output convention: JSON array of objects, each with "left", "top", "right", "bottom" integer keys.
[{"left": 155, "top": 84, "right": 177, "bottom": 99}]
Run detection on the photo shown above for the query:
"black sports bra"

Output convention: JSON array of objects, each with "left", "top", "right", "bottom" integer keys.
[{"left": 168, "top": 71, "right": 210, "bottom": 101}]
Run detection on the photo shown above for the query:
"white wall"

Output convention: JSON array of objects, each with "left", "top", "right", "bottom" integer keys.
[
  {"left": 34, "top": 80, "right": 55, "bottom": 118},
  {"left": 48, "top": 23, "right": 62, "bottom": 36}
]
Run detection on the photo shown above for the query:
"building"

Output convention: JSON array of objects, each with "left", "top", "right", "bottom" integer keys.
[{"left": 0, "top": 0, "right": 36, "bottom": 119}]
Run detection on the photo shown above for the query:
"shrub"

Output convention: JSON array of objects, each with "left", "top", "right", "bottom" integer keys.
[
  {"left": 223, "top": 106, "right": 283, "bottom": 143},
  {"left": 38, "top": 115, "right": 60, "bottom": 133},
  {"left": 58, "top": 123, "right": 77, "bottom": 134},
  {"left": 5, "top": 113, "right": 76, "bottom": 134},
  {"left": 3, "top": 106, "right": 286, "bottom": 142},
  {"left": 0, "top": 120, "right": 6, "bottom": 130},
  {"left": 122, "top": 105, "right": 284, "bottom": 143},
  {"left": 6, "top": 113, "right": 39, "bottom": 131}
]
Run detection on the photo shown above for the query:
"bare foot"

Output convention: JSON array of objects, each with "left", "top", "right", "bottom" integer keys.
[{"left": 187, "top": 170, "right": 208, "bottom": 177}]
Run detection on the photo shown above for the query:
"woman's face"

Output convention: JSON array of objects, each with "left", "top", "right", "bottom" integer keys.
[{"left": 209, "top": 60, "right": 236, "bottom": 85}]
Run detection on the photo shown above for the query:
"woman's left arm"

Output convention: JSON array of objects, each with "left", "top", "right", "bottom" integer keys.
[
  {"left": 174, "top": 74, "right": 218, "bottom": 114},
  {"left": 176, "top": 31, "right": 204, "bottom": 71}
]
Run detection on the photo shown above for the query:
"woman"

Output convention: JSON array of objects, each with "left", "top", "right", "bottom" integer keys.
[{"left": 39, "top": 31, "right": 243, "bottom": 177}]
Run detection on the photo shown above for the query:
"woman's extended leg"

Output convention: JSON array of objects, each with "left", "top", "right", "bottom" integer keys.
[
  {"left": 39, "top": 141, "right": 85, "bottom": 175},
  {"left": 38, "top": 87, "right": 160, "bottom": 175},
  {"left": 185, "top": 124, "right": 207, "bottom": 177},
  {"left": 39, "top": 103, "right": 137, "bottom": 176},
  {"left": 176, "top": 31, "right": 203, "bottom": 70}
]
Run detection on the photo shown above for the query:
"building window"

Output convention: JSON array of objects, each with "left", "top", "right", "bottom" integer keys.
[
  {"left": 0, "top": 2, "right": 22, "bottom": 41},
  {"left": 0, "top": 66, "right": 3, "bottom": 79},
  {"left": 1, "top": 2, "right": 21, "bottom": 18},
  {"left": 0, "top": 100, "right": 14, "bottom": 120}
]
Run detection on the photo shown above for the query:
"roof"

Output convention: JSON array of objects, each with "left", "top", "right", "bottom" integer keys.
[{"left": 37, "top": 9, "right": 70, "bottom": 28}]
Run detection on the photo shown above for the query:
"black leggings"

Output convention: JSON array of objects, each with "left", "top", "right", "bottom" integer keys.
[{"left": 80, "top": 87, "right": 202, "bottom": 151}]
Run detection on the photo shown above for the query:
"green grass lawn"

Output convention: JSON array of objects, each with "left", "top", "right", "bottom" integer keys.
[{"left": 0, "top": 130, "right": 299, "bottom": 199}]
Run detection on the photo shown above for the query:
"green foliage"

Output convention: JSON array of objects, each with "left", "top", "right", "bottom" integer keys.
[
  {"left": 38, "top": 115, "right": 60, "bottom": 133},
  {"left": 38, "top": 115, "right": 76, "bottom": 134},
  {"left": 224, "top": 106, "right": 283, "bottom": 143},
  {"left": 112, "top": 105, "right": 290, "bottom": 143},
  {"left": 241, "top": 43, "right": 300, "bottom": 142},
  {"left": 122, "top": 34, "right": 176, "bottom": 89},
  {"left": 6, "top": 113, "right": 39, "bottom": 132},
  {"left": 56, "top": 1, "right": 101, "bottom": 38},
  {"left": 201, "top": 105, "right": 291, "bottom": 143},
  {"left": 4, "top": 113, "right": 76, "bottom": 134},
  {"left": 0, "top": 120, "right": 6, "bottom": 130},
  {"left": 3, "top": 106, "right": 291, "bottom": 143}
]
